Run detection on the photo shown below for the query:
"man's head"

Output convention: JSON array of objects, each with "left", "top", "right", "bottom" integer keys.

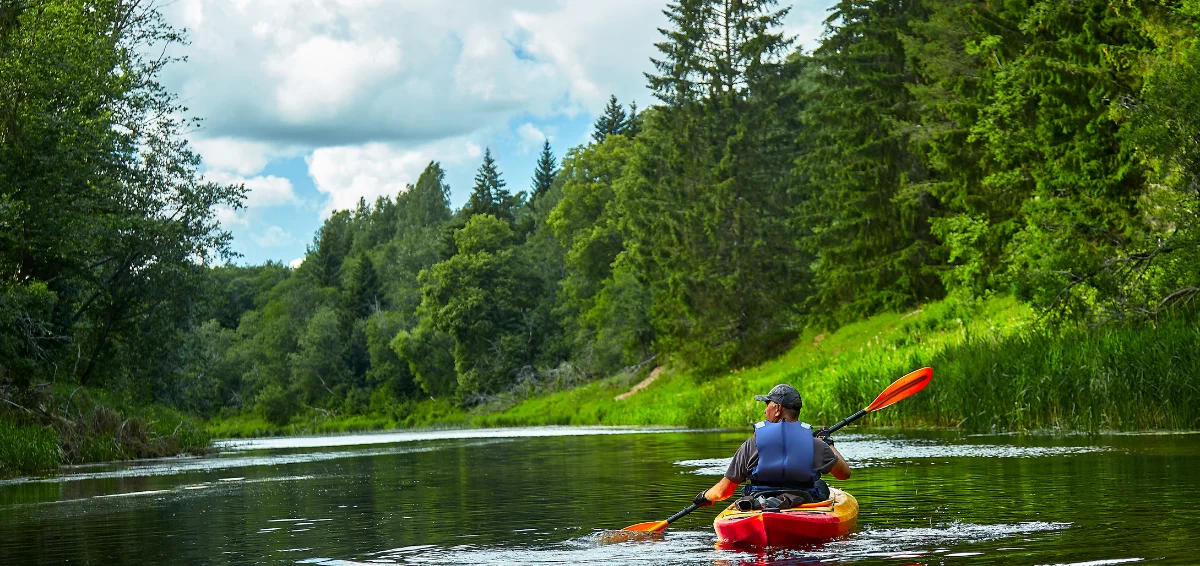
[{"left": 754, "top": 384, "right": 802, "bottom": 422}]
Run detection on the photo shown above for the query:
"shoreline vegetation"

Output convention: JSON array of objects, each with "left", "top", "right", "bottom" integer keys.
[
  {"left": 5, "top": 1, "right": 1200, "bottom": 478},
  {"left": 207, "top": 294, "right": 1199, "bottom": 436},
  {"left": 206, "top": 296, "right": 1200, "bottom": 438},
  {"left": 0, "top": 386, "right": 212, "bottom": 477},
  {"left": 4, "top": 294, "right": 1197, "bottom": 477}
]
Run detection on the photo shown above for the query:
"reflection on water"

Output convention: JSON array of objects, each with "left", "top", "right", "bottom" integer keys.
[
  {"left": 1, "top": 428, "right": 1198, "bottom": 565},
  {"left": 674, "top": 434, "right": 1112, "bottom": 475},
  {"left": 216, "top": 425, "right": 694, "bottom": 451}
]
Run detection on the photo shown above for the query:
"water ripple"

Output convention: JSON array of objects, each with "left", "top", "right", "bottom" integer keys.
[{"left": 675, "top": 438, "right": 1109, "bottom": 475}]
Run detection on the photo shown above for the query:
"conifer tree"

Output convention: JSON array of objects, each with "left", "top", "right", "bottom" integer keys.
[
  {"left": 624, "top": 101, "right": 643, "bottom": 137},
  {"left": 971, "top": 0, "right": 1160, "bottom": 319},
  {"left": 343, "top": 254, "right": 382, "bottom": 321},
  {"left": 306, "top": 211, "right": 353, "bottom": 288},
  {"left": 623, "top": 0, "right": 801, "bottom": 371},
  {"left": 792, "top": 0, "right": 941, "bottom": 325},
  {"left": 463, "top": 148, "right": 518, "bottom": 223},
  {"left": 591, "top": 95, "right": 629, "bottom": 143},
  {"left": 530, "top": 139, "right": 557, "bottom": 201}
]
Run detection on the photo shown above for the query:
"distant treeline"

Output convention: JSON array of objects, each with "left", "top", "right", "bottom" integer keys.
[{"left": 3, "top": 0, "right": 1200, "bottom": 427}]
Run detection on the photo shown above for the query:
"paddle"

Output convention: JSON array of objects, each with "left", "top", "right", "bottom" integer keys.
[
  {"left": 816, "top": 366, "right": 933, "bottom": 439},
  {"left": 618, "top": 366, "right": 932, "bottom": 534},
  {"left": 621, "top": 503, "right": 700, "bottom": 533}
]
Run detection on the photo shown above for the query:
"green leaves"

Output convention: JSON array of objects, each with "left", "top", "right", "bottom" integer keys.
[{"left": 0, "top": 0, "right": 242, "bottom": 391}]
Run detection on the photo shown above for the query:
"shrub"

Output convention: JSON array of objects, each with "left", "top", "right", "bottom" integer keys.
[{"left": 255, "top": 383, "right": 299, "bottom": 426}]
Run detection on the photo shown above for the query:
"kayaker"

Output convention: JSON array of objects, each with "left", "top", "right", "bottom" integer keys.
[{"left": 692, "top": 384, "right": 850, "bottom": 510}]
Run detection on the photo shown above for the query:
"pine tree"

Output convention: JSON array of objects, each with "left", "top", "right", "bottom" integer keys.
[
  {"left": 463, "top": 148, "right": 517, "bottom": 223},
  {"left": 530, "top": 139, "right": 557, "bottom": 202},
  {"left": 972, "top": 0, "right": 1160, "bottom": 320},
  {"left": 591, "top": 95, "right": 629, "bottom": 143},
  {"left": 625, "top": 101, "right": 643, "bottom": 137},
  {"left": 792, "top": 0, "right": 941, "bottom": 325},
  {"left": 306, "top": 211, "right": 353, "bottom": 288},
  {"left": 343, "top": 254, "right": 382, "bottom": 321},
  {"left": 622, "top": 0, "right": 801, "bottom": 371}
]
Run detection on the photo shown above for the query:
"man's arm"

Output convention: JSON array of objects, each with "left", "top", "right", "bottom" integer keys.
[
  {"left": 827, "top": 443, "right": 850, "bottom": 480},
  {"left": 693, "top": 439, "right": 753, "bottom": 507},
  {"left": 703, "top": 477, "right": 741, "bottom": 503}
]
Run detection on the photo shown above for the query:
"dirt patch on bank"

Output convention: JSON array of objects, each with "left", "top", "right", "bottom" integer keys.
[{"left": 615, "top": 366, "right": 664, "bottom": 401}]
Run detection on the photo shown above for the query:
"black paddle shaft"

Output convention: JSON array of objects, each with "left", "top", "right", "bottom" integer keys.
[
  {"left": 666, "top": 503, "right": 700, "bottom": 525},
  {"left": 819, "top": 409, "right": 868, "bottom": 438}
]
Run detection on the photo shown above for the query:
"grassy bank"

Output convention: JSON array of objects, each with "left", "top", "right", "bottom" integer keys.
[
  {"left": 0, "top": 386, "right": 212, "bottom": 477},
  {"left": 203, "top": 294, "right": 1199, "bottom": 439},
  {"left": 483, "top": 295, "right": 1199, "bottom": 432},
  {"left": 206, "top": 397, "right": 469, "bottom": 438}
]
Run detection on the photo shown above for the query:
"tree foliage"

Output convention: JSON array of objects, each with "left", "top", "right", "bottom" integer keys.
[{"left": 7, "top": 0, "right": 1200, "bottom": 424}]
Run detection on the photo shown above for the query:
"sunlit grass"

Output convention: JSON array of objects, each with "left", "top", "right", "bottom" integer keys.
[{"left": 205, "top": 294, "right": 1199, "bottom": 438}]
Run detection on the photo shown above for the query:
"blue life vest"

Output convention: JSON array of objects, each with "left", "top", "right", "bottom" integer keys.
[{"left": 747, "top": 420, "right": 817, "bottom": 493}]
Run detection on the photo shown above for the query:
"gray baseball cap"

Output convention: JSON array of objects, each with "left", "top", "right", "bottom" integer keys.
[{"left": 754, "top": 384, "right": 802, "bottom": 410}]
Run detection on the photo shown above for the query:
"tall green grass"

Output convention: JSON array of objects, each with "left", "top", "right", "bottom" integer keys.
[
  {"left": 0, "top": 387, "right": 214, "bottom": 476},
  {"left": 834, "top": 315, "right": 1200, "bottom": 431},
  {"left": 483, "top": 296, "right": 1200, "bottom": 432},
  {"left": 0, "top": 423, "right": 61, "bottom": 475}
]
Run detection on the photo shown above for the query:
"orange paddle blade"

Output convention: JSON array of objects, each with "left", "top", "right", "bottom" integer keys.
[
  {"left": 622, "top": 520, "right": 669, "bottom": 532},
  {"left": 865, "top": 366, "right": 932, "bottom": 412}
]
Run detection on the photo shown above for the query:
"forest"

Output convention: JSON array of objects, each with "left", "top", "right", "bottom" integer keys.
[{"left": 3, "top": 0, "right": 1200, "bottom": 471}]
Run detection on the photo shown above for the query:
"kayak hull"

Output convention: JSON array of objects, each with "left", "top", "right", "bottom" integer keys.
[{"left": 713, "top": 487, "right": 858, "bottom": 547}]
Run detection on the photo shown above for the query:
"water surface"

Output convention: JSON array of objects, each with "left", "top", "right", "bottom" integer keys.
[{"left": 1, "top": 426, "right": 1197, "bottom": 564}]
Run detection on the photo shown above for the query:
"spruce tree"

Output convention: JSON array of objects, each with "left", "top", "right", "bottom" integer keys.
[
  {"left": 972, "top": 0, "right": 1159, "bottom": 320},
  {"left": 622, "top": 0, "right": 801, "bottom": 371},
  {"left": 343, "top": 254, "right": 382, "bottom": 321},
  {"left": 624, "top": 101, "right": 643, "bottom": 137},
  {"left": 463, "top": 148, "right": 516, "bottom": 223},
  {"left": 792, "top": 0, "right": 941, "bottom": 325},
  {"left": 591, "top": 95, "right": 629, "bottom": 143},
  {"left": 530, "top": 139, "right": 557, "bottom": 201}
]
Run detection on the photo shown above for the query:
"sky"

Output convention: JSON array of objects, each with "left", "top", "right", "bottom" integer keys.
[{"left": 160, "top": 0, "right": 838, "bottom": 267}]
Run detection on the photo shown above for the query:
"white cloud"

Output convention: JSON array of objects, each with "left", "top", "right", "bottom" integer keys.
[
  {"left": 516, "top": 123, "right": 547, "bottom": 154},
  {"left": 192, "top": 137, "right": 275, "bottom": 176},
  {"left": 289, "top": 257, "right": 305, "bottom": 269},
  {"left": 267, "top": 35, "right": 402, "bottom": 121},
  {"left": 213, "top": 204, "right": 248, "bottom": 228},
  {"left": 161, "top": 0, "right": 670, "bottom": 148},
  {"left": 306, "top": 138, "right": 484, "bottom": 217},
  {"left": 255, "top": 226, "right": 293, "bottom": 248},
  {"left": 206, "top": 172, "right": 297, "bottom": 208},
  {"left": 165, "top": 1, "right": 835, "bottom": 151}
]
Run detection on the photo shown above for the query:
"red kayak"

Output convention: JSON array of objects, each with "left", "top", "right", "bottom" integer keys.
[{"left": 713, "top": 487, "right": 858, "bottom": 547}]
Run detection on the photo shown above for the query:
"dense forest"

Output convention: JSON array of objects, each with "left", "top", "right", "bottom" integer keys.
[{"left": 3, "top": 0, "right": 1200, "bottom": 445}]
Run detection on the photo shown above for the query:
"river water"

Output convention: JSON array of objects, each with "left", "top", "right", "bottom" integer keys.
[{"left": 1, "top": 427, "right": 1197, "bottom": 565}]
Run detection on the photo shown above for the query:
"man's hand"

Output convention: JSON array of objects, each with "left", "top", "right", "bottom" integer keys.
[
  {"left": 693, "top": 490, "right": 712, "bottom": 508},
  {"left": 815, "top": 427, "right": 834, "bottom": 446}
]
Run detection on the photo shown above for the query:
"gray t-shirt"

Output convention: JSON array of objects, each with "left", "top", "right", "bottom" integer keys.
[{"left": 724, "top": 431, "right": 841, "bottom": 483}]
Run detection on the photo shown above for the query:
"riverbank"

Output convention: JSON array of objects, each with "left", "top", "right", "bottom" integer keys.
[
  {"left": 10, "top": 294, "right": 1191, "bottom": 474},
  {"left": 0, "top": 386, "right": 212, "bottom": 477},
  {"left": 206, "top": 294, "right": 1200, "bottom": 438}
]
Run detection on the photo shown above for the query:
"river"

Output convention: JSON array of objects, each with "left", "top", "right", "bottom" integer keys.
[{"left": 1, "top": 427, "right": 1197, "bottom": 564}]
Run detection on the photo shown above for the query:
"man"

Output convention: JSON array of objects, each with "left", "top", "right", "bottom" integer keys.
[{"left": 692, "top": 384, "right": 850, "bottom": 510}]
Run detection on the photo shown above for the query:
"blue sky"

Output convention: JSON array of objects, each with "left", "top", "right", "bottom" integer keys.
[{"left": 160, "top": 1, "right": 836, "bottom": 267}]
